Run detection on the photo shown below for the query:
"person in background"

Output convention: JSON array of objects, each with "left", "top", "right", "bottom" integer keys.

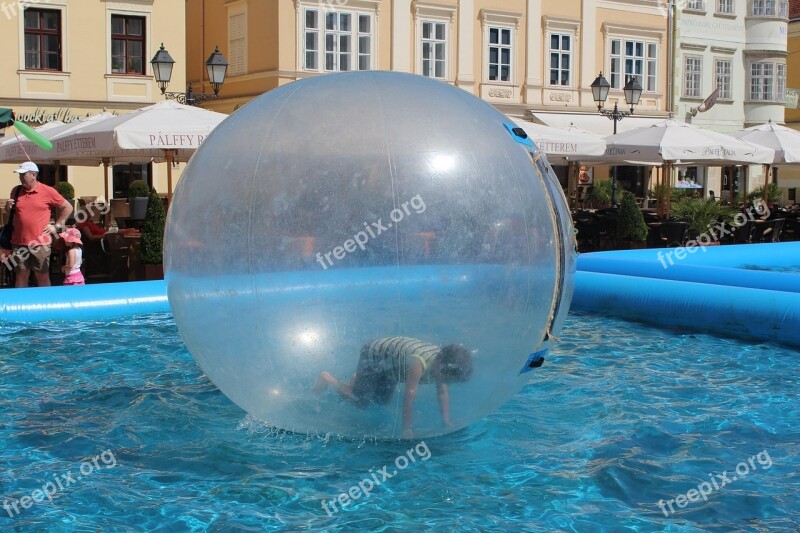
[
  {"left": 3, "top": 162, "right": 73, "bottom": 288},
  {"left": 75, "top": 211, "right": 107, "bottom": 242},
  {"left": 59, "top": 228, "right": 84, "bottom": 286},
  {"left": 709, "top": 190, "right": 716, "bottom": 201}
]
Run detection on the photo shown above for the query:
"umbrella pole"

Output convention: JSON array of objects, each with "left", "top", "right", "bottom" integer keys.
[
  {"left": 54, "top": 160, "right": 61, "bottom": 183},
  {"left": 103, "top": 158, "right": 110, "bottom": 226},
  {"left": 729, "top": 166, "right": 735, "bottom": 205},
  {"left": 166, "top": 149, "right": 174, "bottom": 207},
  {"left": 763, "top": 164, "right": 769, "bottom": 203}
]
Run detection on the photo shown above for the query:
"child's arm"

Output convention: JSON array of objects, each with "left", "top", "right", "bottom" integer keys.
[
  {"left": 62, "top": 249, "right": 76, "bottom": 274},
  {"left": 436, "top": 381, "right": 452, "bottom": 428},
  {"left": 402, "top": 360, "right": 424, "bottom": 437}
]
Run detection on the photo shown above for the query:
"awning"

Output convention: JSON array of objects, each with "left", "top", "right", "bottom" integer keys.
[{"left": 530, "top": 111, "right": 669, "bottom": 136}]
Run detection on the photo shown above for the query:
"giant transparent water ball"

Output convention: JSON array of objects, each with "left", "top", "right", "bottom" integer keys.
[{"left": 165, "top": 71, "right": 575, "bottom": 439}]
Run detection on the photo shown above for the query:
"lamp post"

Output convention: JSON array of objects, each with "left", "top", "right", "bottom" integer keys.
[
  {"left": 590, "top": 72, "right": 643, "bottom": 206},
  {"left": 150, "top": 43, "right": 228, "bottom": 106}
]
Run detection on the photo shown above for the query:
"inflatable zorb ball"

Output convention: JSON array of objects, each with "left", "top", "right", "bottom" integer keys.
[{"left": 165, "top": 72, "right": 575, "bottom": 439}]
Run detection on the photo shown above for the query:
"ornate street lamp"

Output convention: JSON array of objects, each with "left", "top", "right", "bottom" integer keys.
[
  {"left": 150, "top": 43, "right": 228, "bottom": 106},
  {"left": 590, "top": 72, "right": 643, "bottom": 206}
]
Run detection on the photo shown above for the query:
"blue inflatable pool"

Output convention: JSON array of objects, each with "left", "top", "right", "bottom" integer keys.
[
  {"left": 573, "top": 242, "right": 800, "bottom": 349},
  {"left": 0, "top": 243, "right": 797, "bottom": 349}
]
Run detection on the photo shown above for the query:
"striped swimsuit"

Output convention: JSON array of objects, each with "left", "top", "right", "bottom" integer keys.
[{"left": 351, "top": 337, "right": 440, "bottom": 406}]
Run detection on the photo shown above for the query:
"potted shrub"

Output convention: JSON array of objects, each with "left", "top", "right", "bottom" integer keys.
[
  {"left": 748, "top": 183, "right": 781, "bottom": 208},
  {"left": 671, "top": 197, "right": 737, "bottom": 243},
  {"left": 54, "top": 181, "right": 77, "bottom": 222},
  {"left": 586, "top": 179, "right": 612, "bottom": 209},
  {"left": 616, "top": 192, "right": 649, "bottom": 248},
  {"left": 138, "top": 190, "right": 165, "bottom": 280},
  {"left": 127, "top": 180, "right": 150, "bottom": 220}
]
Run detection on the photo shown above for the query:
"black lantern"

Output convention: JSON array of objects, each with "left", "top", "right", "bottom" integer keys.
[{"left": 150, "top": 43, "right": 228, "bottom": 106}]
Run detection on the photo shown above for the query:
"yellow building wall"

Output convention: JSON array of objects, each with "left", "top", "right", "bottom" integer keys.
[{"left": 0, "top": 1, "right": 187, "bottom": 201}]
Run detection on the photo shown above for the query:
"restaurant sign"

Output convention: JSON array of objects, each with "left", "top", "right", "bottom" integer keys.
[{"left": 13, "top": 107, "right": 120, "bottom": 125}]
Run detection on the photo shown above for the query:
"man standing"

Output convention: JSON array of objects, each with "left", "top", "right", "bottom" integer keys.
[{"left": 3, "top": 162, "right": 73, "bottom": 287}]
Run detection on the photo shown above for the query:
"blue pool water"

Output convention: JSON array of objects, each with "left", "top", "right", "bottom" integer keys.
[{"left": 1, "top": 314, "right": 798, "bottom": 531}]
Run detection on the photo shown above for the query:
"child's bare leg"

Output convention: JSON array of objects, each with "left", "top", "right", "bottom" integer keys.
[{"left": 312, "top": 371, "right": 356, "bottom": 400}]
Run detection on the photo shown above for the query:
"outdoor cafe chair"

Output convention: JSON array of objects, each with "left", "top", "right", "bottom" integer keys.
[
  {"left": 657, "top": 221, "right": 689, "bottom": 248},
  {"left": 754, "top": 218, "right": 785, "bottom": 243},
  {"left": 731, "top": 220, "right": 755, "bottom": 244}
]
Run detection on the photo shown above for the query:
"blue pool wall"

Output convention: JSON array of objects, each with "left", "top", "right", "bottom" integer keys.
[
  {"left": 573, "top": 242, "right": 800, "bottom": 349},
  {"left": 0, "top": 242, "right": 797, "bottom": 349}
]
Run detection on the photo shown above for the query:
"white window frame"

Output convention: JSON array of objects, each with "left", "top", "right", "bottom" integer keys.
[
  {"left": 106, "top": 7, "right": 152, "bottom": 77},
  {"left": 227, "top": 3, "right": 247, "bottom": 77},
  {"left": 414, "top": 3, "right": 456, "bottom": 82},
  {"left": 487, "top": 25, "right": 513, "bottom": 83},
  {"left": 749, "top": 61, "right": 787, "bottom": 101},
  {"left": 685, "top": 0, "right": 705, "bottom": 11},
  {"left": 420, "top": 19, "right": 447, "bottom": 80},
  {"left": 716, "top": 0, "right": 734, "bottom": 14},
  {"left": 715, "top": 58, "right": 732, "bottom": 99},
  {"left": 479, "top": 9, "right": 521, "bottom": 86},
  {"left": 548, "top": 32, "right": 572, "bottom": 87},
  {"left": 609, "top": 37, "right": 659, "bottom": 92},
  {"left": 684, "top": 55, "right": 702, "bottom": 98},
  {"left": 299, "top": 3, "right": 376, "bottom": 74},
  {"left": 752, "top": 0, "right": 789, "bottom": 17}
]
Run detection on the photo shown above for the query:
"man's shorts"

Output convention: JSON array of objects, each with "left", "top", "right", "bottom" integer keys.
[{"left": 7, "top": 244, "right": 51, "bottom": 273}]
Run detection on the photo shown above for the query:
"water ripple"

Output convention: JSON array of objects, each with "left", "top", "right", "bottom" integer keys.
[{"left": 0, "top": 314, "right": 798, "bottom": 530}]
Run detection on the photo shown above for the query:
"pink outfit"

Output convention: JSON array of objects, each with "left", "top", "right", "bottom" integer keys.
[{"left": 63, "top": 271, "right": 85, "bottom": 285}]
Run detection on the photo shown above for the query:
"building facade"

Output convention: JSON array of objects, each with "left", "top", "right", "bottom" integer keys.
[
  {"left": 781, "top": 0, "right": 800, "bottom": 200},
  {"left": 188, "top": 0, "right": 671, "bottom": 195},
  {"left": 0, "top": 0, "right": 187, "bottom": 200},
  {"left": 670, "top": 0, "right": 788, "bottom": 199},
  {"left": 189, "top": 0, "right": 669, "bottom": 125}
]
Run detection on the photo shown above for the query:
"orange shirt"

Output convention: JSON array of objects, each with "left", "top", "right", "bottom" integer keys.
[{"left": 9, "top": 183, "right": 65, "bottom": 247}]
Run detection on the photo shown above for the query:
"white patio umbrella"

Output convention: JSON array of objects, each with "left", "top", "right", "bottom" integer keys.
[
  {"left": 49, "top": 100, "right": 228, "bottom": 201},
  {"left": 0, "top": 121, "right": 66, "bottom": 162},
  {"left": 512, "top": 118, "right": 606, "bottom": 162},
  {"left": 730, "top": 119, "right": 800, "bottom": 164},
  {"left": 600, "top": 119, "right": 775, "bottom": 166}
]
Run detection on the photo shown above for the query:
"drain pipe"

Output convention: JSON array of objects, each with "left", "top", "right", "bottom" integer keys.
[{"left": 666, "top": 1, "right": 675, "bottom": 113}]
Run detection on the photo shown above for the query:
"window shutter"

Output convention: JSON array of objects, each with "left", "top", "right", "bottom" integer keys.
[{"left": 228, "top": 13, "right": 246, "bottom": 77}]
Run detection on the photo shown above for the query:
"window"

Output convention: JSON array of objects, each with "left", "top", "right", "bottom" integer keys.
[
  {"left": 228, "top": 13, "right": 246, "bottom": 76},
  {"left": 715, "top": 59, "right": 732, "bottom": 99},
  {"left": 421, "top": 21, "right": 446, "bottom": 79},
  {"left": 610, "top": 38, "right": 658, "bottom": 92},
  {"left": 111, "top": 15, "right": 145, "bottom": 74},
  {"left": 752, "top": 0, "right": 788, "bottom": 17},
  {"left": 777, "top": 63, "right": 786, "bottom": 103},
  {"left": 303, "top": 8, "right": 372, "bottom": 72},
  {"left": 24, "top": 9, "right": 61, "bottom": 71},
  {"left": 549, "top": 33, "right": 571, "bottom": 87},
  {"left": 686, "top": 0, "right": 705, "bottom": 10},
  {"left": 717, "top": 0, "right": 734, "bottom": 14},
  {"left": 113, "top": 163, "right": 152, "bottom": 199},
  {"left": 305, "top": 10, "right": 319, "bottom": 70},
  {"left": 749, "top": 62, "right": 786, "bottom": 101},
  {"left": 488, "top": 26, "right": 512, "bottom": 82},
  {"left": 684, "top": 56, "right": 702, "bottom": 97}
]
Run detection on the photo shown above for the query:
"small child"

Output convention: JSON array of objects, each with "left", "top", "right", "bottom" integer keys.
[
  {"left": 59, "top": 228, "right": 85, "bottom": 286},
  {"left": 313, "top": 337, "right": 473, "bottom": 437}
]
